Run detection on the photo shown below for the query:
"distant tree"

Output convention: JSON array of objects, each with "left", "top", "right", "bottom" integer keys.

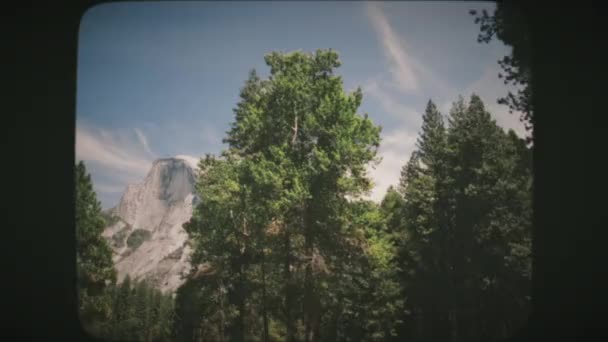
[
  {"left": 94, "top": 275, "right": 177, "bottom": 341},
  {"left": 75, "top": 161, "right": 116, "bottom": 334},
  {"left": 380, "top": 186, "right": 405, "bottom": 236},
  {"left": 133, "top": 280, "right": 152, "bottom": 340},
  {"left": 156, "top": 291, "right": 176, "bottom": 342},
  {"left": 108, "top": 275, "right": 131, "bottom": 339},
  {"left": 173, "top": 278, "right": 204, "bottom": 342}
]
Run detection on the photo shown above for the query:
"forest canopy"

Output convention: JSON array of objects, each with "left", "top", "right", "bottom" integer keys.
[{"left": 76, "top": 49, "right": 532, "bottom": 342}]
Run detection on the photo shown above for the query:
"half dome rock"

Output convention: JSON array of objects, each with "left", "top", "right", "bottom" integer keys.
[{"left": 102, "top": 157, "right": 200, "bottom": 293}]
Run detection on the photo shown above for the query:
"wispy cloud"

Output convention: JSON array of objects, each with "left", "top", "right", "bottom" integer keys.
[
  {"left": 363, "top": 2, "right": 443, "bottom": 202},
  {"left": 134, "top": 128, "right": 156, "bottom": 157},
  {"left": 366, "top": 2, "right": 454, "bottom": 97},
  {"left": 367, "top": 2, "right": 419, "bottom": 94},
  {"left": 76, "top": 123, "right": 154, "bottom": 184},
  {"left": 362, "top": 3, "right": 526, "bottom": 204},
  {"left": 76, "top": 122, "right": 208, "bottom": 207}
]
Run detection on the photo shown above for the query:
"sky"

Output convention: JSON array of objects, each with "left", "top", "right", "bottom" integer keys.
[{"left": 76, "top": 1, "right": 525, "bottom": 209}]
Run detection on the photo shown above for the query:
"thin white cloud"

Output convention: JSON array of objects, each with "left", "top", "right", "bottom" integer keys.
[
  {"left": 134, "top": 128, "right": 155, "bottom": 157},
  {"left": 367, "top": 2, "right": 419, "bottom": 93},
  {"left": 76, "top": 123, "right": 154, "bottom": 181},
  {"left": 363, "top": 2, "right": 468, "bottom": 202},
  {"left": 366, "top": 128, "right": 418, "bottom": 203},
  {"left": 366, "top": 2, "right": 454, "bottom": 97}
]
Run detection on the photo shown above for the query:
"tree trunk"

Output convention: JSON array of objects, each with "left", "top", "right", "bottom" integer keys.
[
  {"left": 303, "top": 203, "right": 316, "bottom": 342},
  {"left": 335, "top": 297, "right": 343, "bottom": 341},
  {"left": 286, "top": 108, "right": 298, "bottom": 342},
  {"left": 226, "top": 254, "right": 247, "bottom": 342},
  {"left": 292, "top": 113, "right": 298, "bottom": 145},
  {"left": 227, "top": 215, "right": 250, "bottom": 342},
  {"left": 219, "top": 281, "right": 225, "bottom": 342},
  {"left": 236, "top": 264, "right": 246, "bottom": 342},
  {"left": 450, "top": 310, "right": 459, "bottom": 342},
  {"left": 261, "top": 251, "right": 269, "bottom": 342},
  {"left": 304, "top": 262, "right": 313, "bottom": 342},
  {"left": 284, "top": 227, "right": 295, "bottom": 342}
]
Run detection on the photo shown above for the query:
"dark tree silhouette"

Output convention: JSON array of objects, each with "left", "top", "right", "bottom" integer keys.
[{"left": 470, "top": 2, "right": 534, "bottom": 142}]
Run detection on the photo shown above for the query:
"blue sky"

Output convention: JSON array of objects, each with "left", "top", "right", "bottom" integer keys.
[{"left": 76, "top": 1, "right": 524, "bottom": 208}]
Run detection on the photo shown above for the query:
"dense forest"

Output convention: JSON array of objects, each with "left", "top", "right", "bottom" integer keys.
[{"left": 76, "top": 49, "right": 532, "bottom": 342}]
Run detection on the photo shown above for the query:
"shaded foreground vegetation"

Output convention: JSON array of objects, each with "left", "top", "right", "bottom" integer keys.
[{"left": 76, "top": 49, "right": 531, "bottom": 342}]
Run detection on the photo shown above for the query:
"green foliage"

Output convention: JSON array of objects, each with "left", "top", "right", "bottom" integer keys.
[
  {"left": 75, "top": 162, "right": 176, "bottom": 341},
  {"left": 100, "top": 210, "right": 121, "bottom": 227},
  {"left": 75, "top": 161, "right": 117, "bottom": 332},
  {"left": 75, "top": 50, "right": 532, "bottom": 342},
  {"left": 186, "top": 50, "right": 387, "bottom": 341},
  {"left": 324, "top": 199, "right": 404, "bottom": 341},
  {"left": 93, "top": 277, "right": 176, "bottom": 342},
  {"left": 394, "top": 94, "right": 532, "bottom": 341},
  {"left": 181, "top": 50, "right": 531, "bottom": 342},
  {"left": 111, "top": 225, "right": 130, "bottom": 249},
  {"left": 127, "top": 229, "right": 152, "bottom": 250}
]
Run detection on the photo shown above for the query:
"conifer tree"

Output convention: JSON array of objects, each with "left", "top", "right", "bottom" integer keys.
[
  {"left": 177, "top": 52, "right": 532, "bottom": 342},
  {"left": 394, "top": 95, "right": 532, "bottom": 341},
  {"left": 75, "top": 161, "right": 116, "bottom": 333},
  {"left": 186, "top": 50, "right": 382, "bottom": 341}
]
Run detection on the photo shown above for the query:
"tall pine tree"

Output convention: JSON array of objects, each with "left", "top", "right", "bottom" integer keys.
[
  {"left": 186, "top": 50, "right": 384, "bottom": 342},
  {"left": 395, "top": 95, "right": 532, "bottom": 341},
  {"left": 75, "top": 161, "right": 116, "bottom": 334}
]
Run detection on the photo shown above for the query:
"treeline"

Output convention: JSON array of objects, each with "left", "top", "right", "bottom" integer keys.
[
  {"left": 173, "top": 50, "right": 532, "bottom": 342},
  {"left": 76, "top": 162, "right": 176, "bottom": 341},
  {"left": 75, "top": 50, "right": 531, "bottom": 342},
  {"left": 93, "top": 277, "right": 175, "bottom": 341}
]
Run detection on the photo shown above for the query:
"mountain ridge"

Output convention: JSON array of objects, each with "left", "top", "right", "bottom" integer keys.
[{"left": 102, "top": 157, "right": 199, "bottom": 293}]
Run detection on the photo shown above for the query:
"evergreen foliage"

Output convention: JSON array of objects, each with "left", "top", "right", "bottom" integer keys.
[
  {"left": 76, "top": 50, "right": 532, "bottom": 342},
  {"left": 75, "top": 161, "right": 117, "bottom": 334},
  {"left": 180, "top": 51, "right": 532, "bottom": 342},
  {"left": 393, "top": 94, "right": 532, "bottom": 341},
  {"left": 127, "top": 229, "right": 152, "bottom": 250}
]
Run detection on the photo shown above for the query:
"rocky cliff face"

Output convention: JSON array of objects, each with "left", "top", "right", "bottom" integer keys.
[{"left": 102, "top": 157, "right": 199, "bottom": 293}]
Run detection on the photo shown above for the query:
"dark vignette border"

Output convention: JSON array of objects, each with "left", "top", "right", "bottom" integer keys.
[{"left": 14, "top": 0, "right": 604, "bottom": 341}]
